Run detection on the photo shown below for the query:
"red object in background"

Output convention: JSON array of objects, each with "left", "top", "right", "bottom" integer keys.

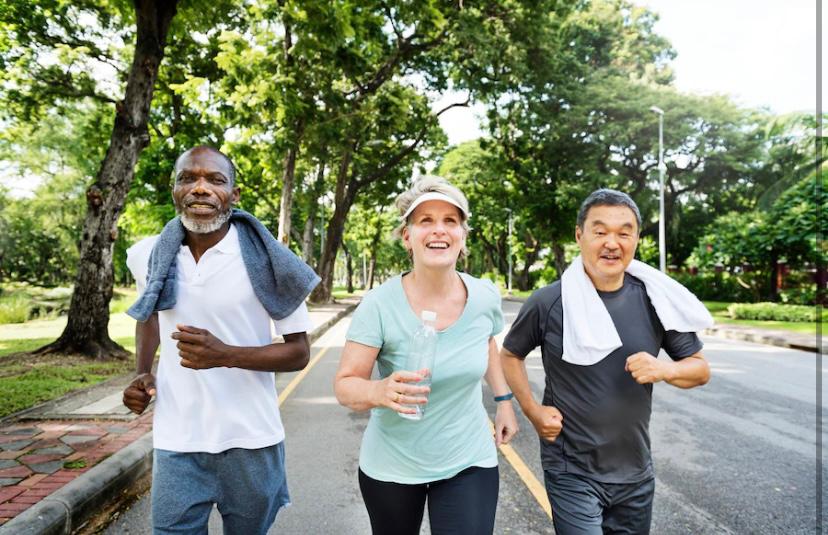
[{"left": 776, "top": 261, "right": 787, "bottom": 290}]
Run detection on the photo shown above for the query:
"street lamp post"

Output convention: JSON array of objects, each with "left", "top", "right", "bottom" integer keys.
[
  {"left": 649, "top": 105, "right": 666, "bottom": 273},
  {"left": 506, "top": 208, "right": 513, "bottom": 294}
]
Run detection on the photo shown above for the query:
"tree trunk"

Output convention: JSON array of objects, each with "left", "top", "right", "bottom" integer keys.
[
  {"left": 552, "top": 242, "right": 567, "bottom": 279},
  {"left": 277, "top": 119, "right": 304, "bottom": 245},
  {"left": 36, "top": 0, "right": 179, "bottom": 359},
  {"left": 516, "top": 235, "right": 540, "bottom": 291},
  {"left": 310, "top": 200, "right": 352, "bottom": 303},
  {"left": 768, "top": 252, "right": 780, "bottom": 302},
  {"left": 308, "top": 95, "right": 449, "bottom": 304},
  {"left": 275, "top": 14, "right": 305, "bottom": 246},
  {"left": 368, "top": 256, "right": 378, "bottom": 289},
  {"left": 302, "top": 161, "right": 327, "bottom": 266},
  {"left": 309, "top": 149, "right": 354, "bottom": 304},
  {"left": 301, "top": 214, "right": 315, "bottom": 266},
  {"left": 343, "top": 242, "right": 354, "bottom": 294},
  {"left": 367, "top": 207, "right": 385, "bottom": 290},
  {"left": 277, "top": 138, "right": 300, "bottom": 244}
]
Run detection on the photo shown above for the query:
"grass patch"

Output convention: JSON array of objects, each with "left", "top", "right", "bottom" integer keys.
[
  {"left": 0, "top": 307, "right": 137, "bottom": 418},
  {"left": 709, "top": 316, "right": 815, "bottom": 335},
  {"left": 0, "top": 338, "right": 56, "bottom": 357},
  {"left": 703, "top": 301, "right": 731, "bottom": 314},
  {"left": 704, "top": 301, "right": 815, "bottom": 334},
  {"left": 110, "top": 287, "right": 137, "bottom": 314},
  {"left": 0, "top": 355, "right": 132, "bottom": 418},
  {"left": 331, "top": 286, "right": 366, "bottom": 300},
  {"left": 503, "top": 289, "right": 534, "bottom": 298}
]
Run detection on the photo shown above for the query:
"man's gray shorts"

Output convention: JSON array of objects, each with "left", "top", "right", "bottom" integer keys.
[
  {"left": 152, "top": 442, "right": 290, "bottom": 535},
  {"left": 544, "top": 470, "right": 655, "bottom": 535}
]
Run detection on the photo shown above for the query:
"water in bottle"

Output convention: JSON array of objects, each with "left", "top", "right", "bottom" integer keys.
[{"left": 399, "top": 310, "right": 437, "bottom": 421}]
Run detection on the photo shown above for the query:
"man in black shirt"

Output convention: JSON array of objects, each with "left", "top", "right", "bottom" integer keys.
[{"left": 501, "top": 189, "right": 710, "bottom": 534}]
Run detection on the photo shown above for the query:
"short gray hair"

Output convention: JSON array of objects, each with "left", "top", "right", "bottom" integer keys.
[
  {"left": 577, "top": 189, "right": 642, "bottom": 231},
  {"left": 394, "top": 176, "right": 470, "bottom": 258}
]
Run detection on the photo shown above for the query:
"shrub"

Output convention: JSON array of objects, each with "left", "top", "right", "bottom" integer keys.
[
  {"left": 0, "top": 294, "right": 30, "bottom": 324},
  {"left": 671, "top": 272, "right": 756, "bottom": 303},
  {"left": 727, "top": 302, "right": 815, "bottom": 323}
]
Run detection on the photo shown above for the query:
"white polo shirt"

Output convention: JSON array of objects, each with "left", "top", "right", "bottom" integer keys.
[{"left": 126, "top": 224, "right": 313, "bottom": 453}]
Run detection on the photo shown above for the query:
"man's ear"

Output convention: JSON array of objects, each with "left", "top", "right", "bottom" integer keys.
[
  {"left": 232, "top": 187, "right": 241, "bottom": 205},
  {"left": 575, "top": 225, "right": 582, "bottom": 244}
]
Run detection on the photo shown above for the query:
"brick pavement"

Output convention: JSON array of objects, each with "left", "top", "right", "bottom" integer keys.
[
  {"left": 0, "top": 300, "right": 358, "bottom": 532},
  {"left": 0, "top": 413, "right": 152, "bottom": 525}
]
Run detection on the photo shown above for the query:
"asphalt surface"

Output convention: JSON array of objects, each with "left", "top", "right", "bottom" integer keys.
[{"left": 103, "top": 300, "right": 825, "bottom": 534}]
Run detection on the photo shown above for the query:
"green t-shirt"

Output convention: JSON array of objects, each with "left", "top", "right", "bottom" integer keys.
[{"left": 346, "top": 272, "right": 504, "bottom": 484}]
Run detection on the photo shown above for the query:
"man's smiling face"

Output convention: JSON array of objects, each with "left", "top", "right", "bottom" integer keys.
[
  {"left": 575, "top": 204, "right": 639, "bottom": 291},
  {"left": 172, "top": 148, "right": 239, "bottom": 234}
]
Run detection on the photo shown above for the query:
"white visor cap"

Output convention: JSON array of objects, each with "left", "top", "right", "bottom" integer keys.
[{"left": 400, "top": 191, "right": 470, "bottom": 222}]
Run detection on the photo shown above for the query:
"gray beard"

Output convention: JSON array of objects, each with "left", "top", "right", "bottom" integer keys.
[{"left": 178, "top": 209, "right": 232, "bottom": 234}]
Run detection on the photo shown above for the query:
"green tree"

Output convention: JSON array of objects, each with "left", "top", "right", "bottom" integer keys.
[
  {"left": 580, "top": 78, "right": 769, "bottom": 264},
  {"left": 1, "top": 1, "right": 180, "bottom": 357},
  {"left": 693, "top": 170, "right": 827, "bottom": 301}
]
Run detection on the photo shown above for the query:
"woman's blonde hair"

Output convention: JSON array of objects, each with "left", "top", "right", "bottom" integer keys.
[{"left": 394, "top": 176, "right": 471, "bottom": 259}]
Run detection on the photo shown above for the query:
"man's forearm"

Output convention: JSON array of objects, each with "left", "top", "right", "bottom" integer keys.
[
  {"left": 666, "top": 354, "right": 710, "bottom": 388},
  {"left": 135, "top": 313, "right": 160, "bottom": 374},
  {"left": 224, "top": 332, "right": 311, "bottom": 372}
]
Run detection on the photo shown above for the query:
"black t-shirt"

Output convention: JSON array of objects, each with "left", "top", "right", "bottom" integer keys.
[{"left": 503, "top": 274, "right": 703, "bottom": 483}]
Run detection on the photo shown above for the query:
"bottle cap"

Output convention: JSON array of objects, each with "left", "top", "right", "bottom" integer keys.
[{"left": 421, "top": 310, "right": 437, "bottom": 322}]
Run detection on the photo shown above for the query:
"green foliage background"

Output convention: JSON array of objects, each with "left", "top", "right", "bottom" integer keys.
[{"left": 0, "top": 0, "right": 822, "bottom": 304}]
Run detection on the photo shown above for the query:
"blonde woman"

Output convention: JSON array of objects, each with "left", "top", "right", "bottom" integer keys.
[{"left": 334, "top": 177, "right": 518, "bottom": 535}]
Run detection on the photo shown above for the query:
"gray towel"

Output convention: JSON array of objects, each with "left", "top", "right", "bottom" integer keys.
[{"left": 127, "top": 209, "right": 320, "bottom": 322}]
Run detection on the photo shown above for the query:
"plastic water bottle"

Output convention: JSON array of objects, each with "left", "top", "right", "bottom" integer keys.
[{"left": 399, "top": 310, "right": 437, "bottom": 421}]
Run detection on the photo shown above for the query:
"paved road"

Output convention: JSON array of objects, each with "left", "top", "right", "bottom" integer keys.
[{"left": 104, "top": 301, "right": 825, "bottom": 534}]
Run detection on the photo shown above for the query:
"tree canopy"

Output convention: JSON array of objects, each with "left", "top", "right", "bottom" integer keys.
[{"left": 0, "top": 0, "right": 822, "bottom": 358}]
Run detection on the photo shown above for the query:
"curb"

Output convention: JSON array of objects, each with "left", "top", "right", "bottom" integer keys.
[
  {"left": 702, "top": 326, "right": 817, "bottom": 353},
  {"left": 308, "top": 302, "right": 358, "bottom": 345},
  {"left": 0, "top": 302, "right": 358, "bottom": 535},
  {"left": 0, "top": 434, "right": 153, "bottom": 535}
]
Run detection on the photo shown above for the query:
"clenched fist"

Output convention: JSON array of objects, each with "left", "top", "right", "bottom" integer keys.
[
  {"left": 171, "top": 324, "right": 230, "bottom": 369},
  {"left": 123, "top": 373, "right": 156, "bottom": 414},
  {"left": 625, "top": 351, "right": 675, "bottom": 384},
  {"left": 527, "top": 404, "right": 563, "bottom": 443}
]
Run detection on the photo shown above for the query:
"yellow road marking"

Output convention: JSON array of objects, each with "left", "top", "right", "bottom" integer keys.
[
  {"left": 490, "top": 420, "right": 553, "bottom": 519},
  {"left": 278, "top": 345, "right": 331, "bottom": 405}
]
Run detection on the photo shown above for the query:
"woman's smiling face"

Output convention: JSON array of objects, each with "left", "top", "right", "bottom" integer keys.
[{"left": 402, "top": 200, "right": 466, "bottom": 270}]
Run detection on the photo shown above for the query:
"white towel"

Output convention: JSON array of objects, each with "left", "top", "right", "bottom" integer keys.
[{"left": 560, "top": 256, "right": 713, "bottom": 366}]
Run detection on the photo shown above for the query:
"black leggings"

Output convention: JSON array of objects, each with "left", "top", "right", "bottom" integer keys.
[{"left": 358, "top": 465, "right": 499, "bottom": 535}]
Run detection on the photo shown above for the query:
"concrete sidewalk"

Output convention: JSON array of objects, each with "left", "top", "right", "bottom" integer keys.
[{"left": 0, "top": 299, "right": 357, "bottom": 534}]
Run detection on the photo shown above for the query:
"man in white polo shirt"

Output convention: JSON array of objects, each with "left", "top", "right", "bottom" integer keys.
[{"left": 122, "top": 146, "right": 319, "bottom": 534}]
